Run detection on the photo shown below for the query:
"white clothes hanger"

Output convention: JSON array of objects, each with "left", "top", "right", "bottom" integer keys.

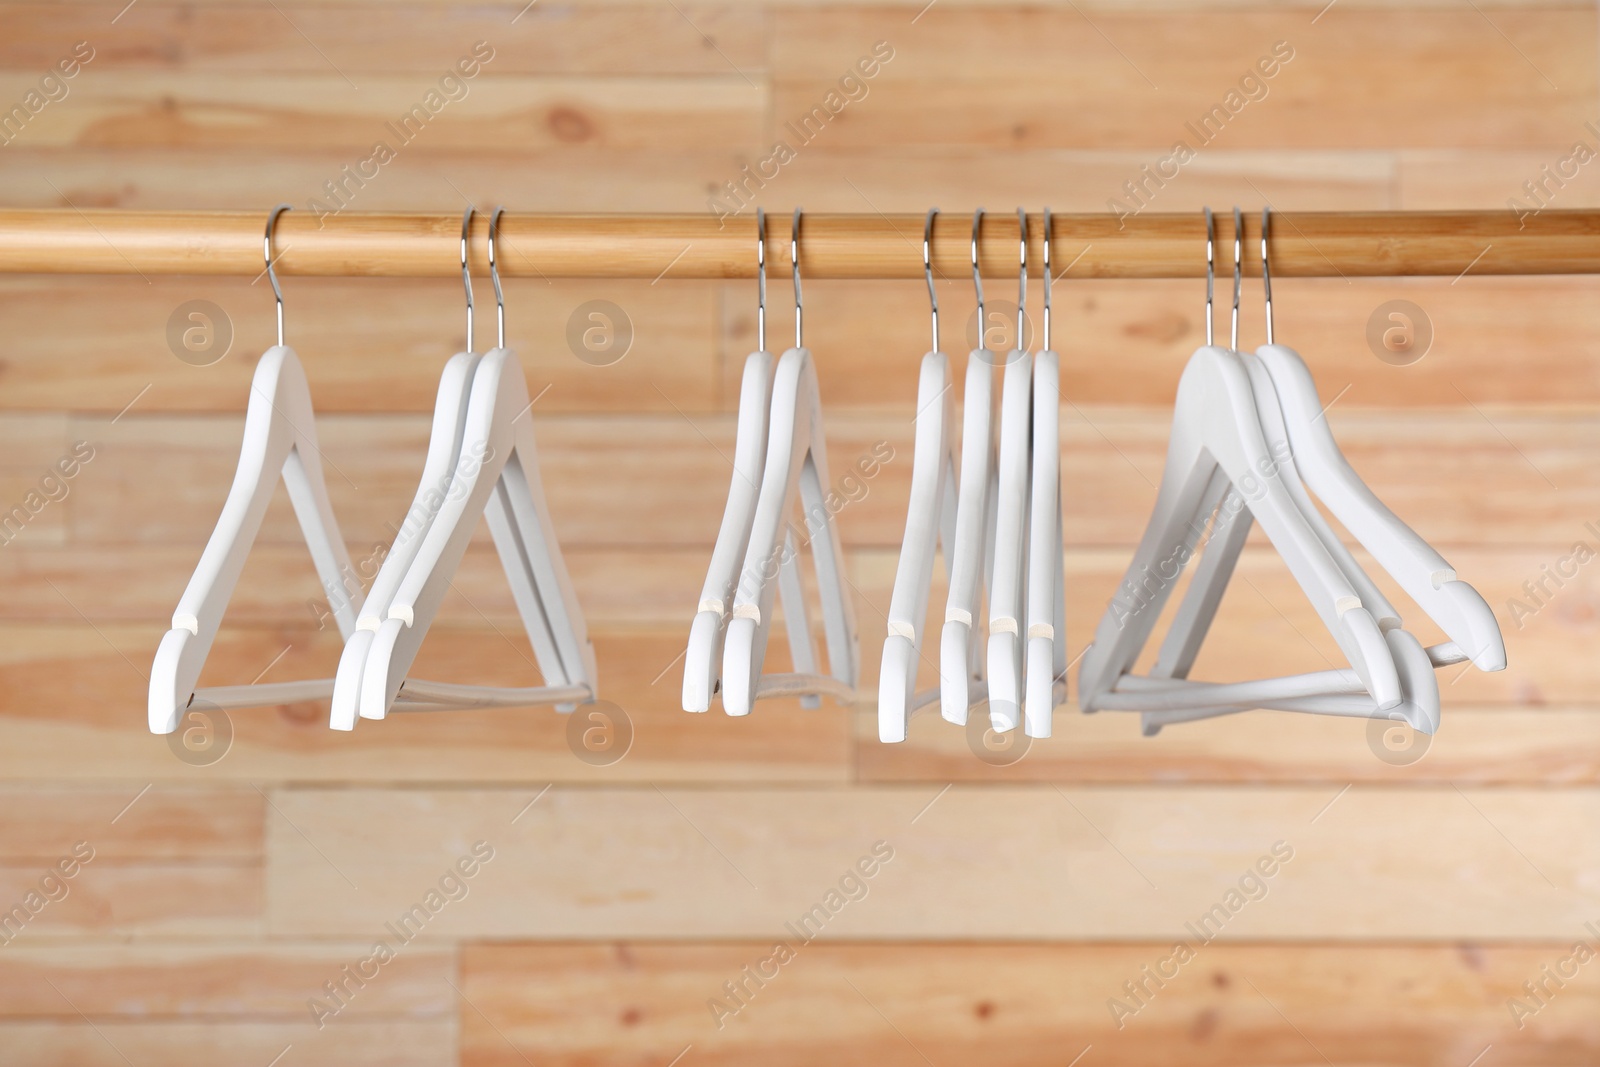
[
  {"left": 986, "top": 210, "right": 1035, "bottom": 732},
  {"left": 150, "top": 206, "right": 454, "bottom": 732},
  {"left": 1131, "top": 210, "right": 1431, "bottom": 732},
  {"left": 685, "top": 210, "right": 825, "bottom": 714},
  {"left": 720, "top": 208, "right": 859, "bottom": 716},
  {"left": 938, "top": 209, "right": 1000, "bottom": 727},
  {"left": 1250, "top": 219, "right": 1504, "bottom": 674},
  {"left": 1134, "top": 208, "right": 1502, "bottom": 734},
  {"left": 879, "top": 209, "right": 959, "bottom": 742},
  {"left": 1079, "top": 208, "right": 1405, "bottom": 723},
  {"left": 330, "top": 209, "right": 485, "bottom": 729},
  {"left": 1023, "top": 208, "right": 1068, "bottom": 739},
  {"left": 353, "top": 207, "right": 598, "bottom": 722}
]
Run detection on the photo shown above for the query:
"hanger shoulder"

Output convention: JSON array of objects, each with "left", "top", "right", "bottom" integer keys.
[{"left": 1257, "top": 343, "right": 1505, "bottom": 672}]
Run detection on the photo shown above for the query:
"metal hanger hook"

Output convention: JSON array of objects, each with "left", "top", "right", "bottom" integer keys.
[
  {"left": 460, "top": 206, "right": 475, "bottom": 353},
  {"left": 756, "top": 208, "right": 767, "bottom": 353},
  {"left": 971, "top": 208, "right": 985, "bottom": 348},
  {"left": 1016, "top": 208, "right": 1027, "bottom": 351},
  {"left": 264, "top": 203, "right": 290, "bottom": 347},
  {"left": 791, "top": 207, "right": 804, "bottom": 349},
  {"left": 488, "top": 206, "right": 506, "bottom": 350},
  {"left": 924, "top": 207, "right": 939, "bottom": 353},
  {"left": 1042, "top": 207, "right": 1053, "bottom": 353},
  {"left": 1203, "top": 207, "right": 1215, "bottom": 347},
  {"left": 1231, "top": 205, "right": 1243, "bottom": 351},
  {"left": 1261, "top": 206, "right": 1275, "bottom": 345}
]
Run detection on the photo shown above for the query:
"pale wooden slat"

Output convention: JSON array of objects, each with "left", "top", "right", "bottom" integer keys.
[
  {"left": 0, "top": 4, "right": 764, "bottom": 75},
  {"left": 0, "top": 1021, "right": 451, "bottom": 1067},
  {"left": 0, "top": 147, "right": 757, "bottom": 212},
  {"left": 461, "top": 941, "right": 1600, "bottom": 1067},
  {"left": 266, "top": 785, "right": 1600, "bottom": 939},
  {"left": 1400, "top": 149, "right": 1600, "bottom": 210},
  {"left": 61, "top": 410, "right": 1600, "bottom": 549},
  {"left": 705, "top": 148, "right": 1396, "bottom": 215},
  {"left": 0, "top": 146, "right": 1393, "bottom": 216},
  {"left": 0, "top": 787, "right": 260, "bottom": 861},
  {"left": 0, "top": 864, "right": 259, "bottom": 938},
  {"left": 0, "top": 275, "right": 722, "bottom": 414},
  {"left": 0, "top": 73, "right": 762, "bottom": 152},
  {"left": 771, "top": 9, "right": 1596, "bottom": 149},
  {"left": 0, "top": 941, "right": 452, "bottom": 1017}
]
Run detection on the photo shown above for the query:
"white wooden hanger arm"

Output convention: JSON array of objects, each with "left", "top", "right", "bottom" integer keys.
[
  {"left": 940, "top": 349, "right": 998, "bottom": 725},
  {"left": 1256, "top": 343, "right": 1505, "bottom": 672},
  {"left": 1024, "top": 349, "right": 1064, "bottom": 738},
  {"left": 685, "top": 351, "right": 777, "bottom": 712},
  {"left": 986, "top": 348, "right": 1033, "bottom": 731},
  {"left": 880, "top": 351, "right": 955, "bottom": 743}
]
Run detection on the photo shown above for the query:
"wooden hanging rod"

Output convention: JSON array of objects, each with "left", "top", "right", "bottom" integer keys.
[{"left": 1, "top": 209, "right": 1597, "bottom": 279}]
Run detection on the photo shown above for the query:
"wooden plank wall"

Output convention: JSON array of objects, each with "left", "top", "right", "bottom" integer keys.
[{"left": 1, "top": 1, "right": 1598, "bottom": 1064}]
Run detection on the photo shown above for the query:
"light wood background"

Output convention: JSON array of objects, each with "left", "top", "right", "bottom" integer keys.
[{"left": 1, "top": 2, "right": 1598, "bottom": 1064}]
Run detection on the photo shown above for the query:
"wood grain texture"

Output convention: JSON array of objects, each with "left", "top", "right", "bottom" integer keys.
[
  {"left": 771, "top": 8, "right": 1597, "bottom": 150},
  {"left": 460, "top": 942, "right": 1600, "bottom": 1067},
  {"left": 0, "top": 1022, "right": 452, "bottom": 1067},
  {"left": 0, "top": 941, "right": 453, "bottom": 1017},
  {"left": 0, "top": 4, "right": 766, "bottom": 76},
  {"left": 265, "top": 786, "right": 1600, "bottom": 940}
]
